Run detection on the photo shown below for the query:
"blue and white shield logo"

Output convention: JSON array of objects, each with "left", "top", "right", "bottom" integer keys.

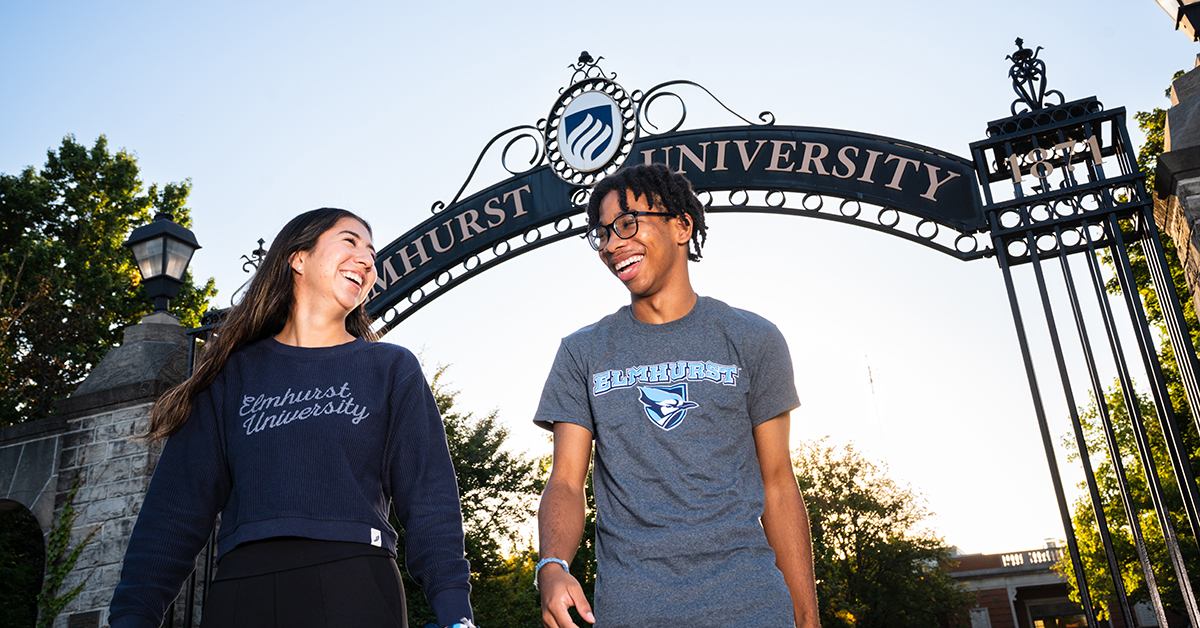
[
  {"left": 558, "top": 91, "right": 621, "bottom": 173},
  {"left": 638, "top": 384, "right": 699, "bottom": 431}
]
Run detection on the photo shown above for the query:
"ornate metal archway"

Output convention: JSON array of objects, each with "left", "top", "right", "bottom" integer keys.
[
  {"left": 172, "top": 45, "right": 1200, "bottom": 628},
  {"left": 361, "top": 45, "right": 1200, "bottom": 627}
]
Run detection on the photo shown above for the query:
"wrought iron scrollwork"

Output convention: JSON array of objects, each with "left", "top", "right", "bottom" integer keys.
[
  {"left": 431, "top": 124, "right": 547, "bottom": 214},
  {"left": 632, "top": 80, "right": 775, "bottom": 136},
  {"left": 1007, "top": 38, "right": 1065, "bottom": 115}
]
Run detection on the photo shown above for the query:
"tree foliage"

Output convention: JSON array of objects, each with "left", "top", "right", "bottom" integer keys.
[
  {"left": 794, "top": 439, "right": 972, "bottom": 628},
  {"left": 1133, "top": 70, "right": 1183, "bottom": 191},
  {"left": 1065, "top": 385, "right": 1198, "bottom": 616},
  {"left": 396, "top": 366, "right": 546, "bottom": 628},
  {"left": 0, "top": 135, "right": 216, "bottom": 427}
]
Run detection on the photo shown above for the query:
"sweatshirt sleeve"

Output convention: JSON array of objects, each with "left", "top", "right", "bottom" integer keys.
[
  {"left": 385, "top": 355, "right": 473, "bottom": 626},
  {"left": 108, "top": 386, "right": 231, "bottom": 628}
]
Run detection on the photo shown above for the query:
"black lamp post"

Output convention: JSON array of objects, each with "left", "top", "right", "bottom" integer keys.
[
  {"left": 124, "top": 212, "right": 201, "bottom": 314},
  {"left": 1155, "top": 0, "right": 1200, "bottom": 41}
]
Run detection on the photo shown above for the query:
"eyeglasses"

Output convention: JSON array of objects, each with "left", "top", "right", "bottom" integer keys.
[{"left": 586, "top": 211, "right": 674, "bottom": 251}]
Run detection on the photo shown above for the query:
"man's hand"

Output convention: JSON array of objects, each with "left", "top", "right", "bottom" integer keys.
[
  {"left": 539, "top": 563, "right": 594, "bottom": 628},
  {"left": 538, "top": 422, "right": 596, "bottom": 628}
]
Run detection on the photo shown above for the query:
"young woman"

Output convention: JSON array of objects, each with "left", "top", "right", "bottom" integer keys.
[{"left": 108, "top": 208, "right": 474, "bottom": 628}]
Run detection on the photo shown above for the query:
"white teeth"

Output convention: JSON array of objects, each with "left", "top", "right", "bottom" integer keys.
[
  {"left": 615, "top": 255, "right": 643, "bottom": 271},
  {"left": 342, "top": 271, "right": 362, "bottom": 286}
]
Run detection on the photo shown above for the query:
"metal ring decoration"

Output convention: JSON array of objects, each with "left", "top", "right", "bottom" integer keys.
[
  {"left": 696, "top": 190, "right": 714, "bottom": 207},
  {"left": 436, "top": 271, "right": 452, "bottom": 287},
  {"left": 524, "top": 228, "right": 542, "bottom": 244},
  {"left": 999, "top": 209, "right": 1022, "bottom": 229},
  {"left": 1036, "top": 233, "right": 1057, "bottom": 253},
  {"left": 493, "top": 240, "right": 510, "bottom": 256},
  {"left": 382, "top": 307, "right": 398, "bottom": 324},
  {"left": 1060, "top": 227, "right": 1082, "bottom": 248},
  {"left": 1007, "top": 239, "right": 1029, "bottom": 258},
  {"left": 571, "top": 187, "right": 591, "bottom": 208},
  {"left": 802, "top": 194, "right": 823, "bottom": 211},
  {"left": 1028, "top": 203, "right": 1052, "bottom": 223},
  {"left": 545, "top": 77, "right": 638, "bottom": 186},
  {"left": 555, "top": 218, "right": 573, "bottom": 233},
  {"left": 465, "top": 255, "right": 481, "bottom": 271},
  {"left": 916, "top": 219, "right": 939, "bottom": 240},
  {"left": 839, "top": 199, "right": 862, "bottom": 219},
  {"left": 765, "top": 190, "right": 786, "bottom": 208},
  {"left": 408, "top": 288, "right": 425, "bottom": 305},
  {"left": 729, "top": 189, "right": 750, "bottom": 207},
  {"left": 878, "top": 208, "right": 900, "bottom": 228},
  {"left": 955, "top": 233, "right": 980, "bottom": 254},
  {"left": 1051, "top": 197, "right": 1078, "bottom": 219}
]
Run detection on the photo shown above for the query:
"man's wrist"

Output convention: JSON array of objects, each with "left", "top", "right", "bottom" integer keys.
[{"left": 534, "top": 557, "right": 571, "bottom": 590}]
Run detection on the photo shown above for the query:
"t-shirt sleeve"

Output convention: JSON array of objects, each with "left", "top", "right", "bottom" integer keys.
[
  {"left": 747, "top": 321, "right": 801, "bottom": 426},
  {"left": 108, "top": 385, "right": 231, "bottom": 628},
  {"left": 532, "top": 339, "right": 594, "bottom": 434}
]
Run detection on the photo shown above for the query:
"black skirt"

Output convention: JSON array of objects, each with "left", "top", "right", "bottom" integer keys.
[{"left": 201, "top": 537, "right": 407, "bottom": 628}]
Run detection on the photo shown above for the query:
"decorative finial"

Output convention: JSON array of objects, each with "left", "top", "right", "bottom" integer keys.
[
  {"left": 565, "top": 51, "right": 615, "bottom": 87},
  {"left": 240, "top": 238, "right": 267, "bottom": 273},
  {"left": 1005, "top": 37, "right": 1063, "bottom": 115}
]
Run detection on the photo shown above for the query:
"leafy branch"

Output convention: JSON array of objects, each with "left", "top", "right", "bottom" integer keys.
[{"left": 36, "top": 474, "right": 99, "bottom": 628}]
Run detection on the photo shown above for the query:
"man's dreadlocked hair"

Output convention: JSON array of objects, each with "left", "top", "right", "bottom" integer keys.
[{"left": 586, "top": 163, "right": 708, "bottom": 261}]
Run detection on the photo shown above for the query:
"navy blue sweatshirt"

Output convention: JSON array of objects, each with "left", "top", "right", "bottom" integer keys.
[{"left": 108, "top": 337, "right": 472, "bottom": 627}]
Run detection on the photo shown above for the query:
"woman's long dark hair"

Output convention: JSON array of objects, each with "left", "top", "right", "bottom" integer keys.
[{"left": 143, "top": 208, "right": 378, "bottom": 441}]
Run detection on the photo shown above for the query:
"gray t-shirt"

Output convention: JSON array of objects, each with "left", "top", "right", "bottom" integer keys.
[{"left": 535, "top": 296, "right": 800, "bottom": 627}]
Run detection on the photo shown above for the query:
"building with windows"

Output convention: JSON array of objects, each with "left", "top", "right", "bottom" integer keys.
[{"left": 948, "top": 545, "right": 1163, "bottom": 628}]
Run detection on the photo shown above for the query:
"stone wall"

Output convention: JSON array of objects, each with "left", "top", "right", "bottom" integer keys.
[
  {"left": 49, "top": 402, "right": 164, "bottom": 628},
  {"left": 1156, "top": 56, "right": 1200, "bottom": 317},
  {"left": 0, "top": 312, "right": 209, "bottom": 628}
]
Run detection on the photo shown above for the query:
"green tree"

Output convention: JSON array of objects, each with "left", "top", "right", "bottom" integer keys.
[
  {"left": 794, "top": 439, "right": 972, "bottom": 628},
  {"left": 0, "top": 135, "right": 216, "bottom": 427},
  {"left": 396, "top": 366, "right": 546, "bottom": 628},
  {"left": 1065, "top": 386, "right": 1198, "bottom": 616},
  {"left": 1062, "top": 69, "right": 1200, "bottom": 617}
]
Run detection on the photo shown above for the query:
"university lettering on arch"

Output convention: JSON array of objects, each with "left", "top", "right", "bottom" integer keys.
[{"left": 632, "top": 127, "right": 984, "bottom": 232}]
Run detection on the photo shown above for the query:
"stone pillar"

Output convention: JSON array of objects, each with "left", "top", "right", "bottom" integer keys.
[
  {"left": 1155, "top": 55, "right": 1200, "bottom": 314},
  {"left": 44, "top": 312, "right": 193, "bottom": 628}
]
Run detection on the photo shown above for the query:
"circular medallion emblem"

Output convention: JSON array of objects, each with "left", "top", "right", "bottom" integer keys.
[{"left": 546, "top": 78, "right": 637, "bottom": 186}]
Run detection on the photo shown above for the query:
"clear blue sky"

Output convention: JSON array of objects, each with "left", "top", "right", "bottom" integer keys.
[{"left": 2, "top": 0, "right": 1195, "bottom": 555}]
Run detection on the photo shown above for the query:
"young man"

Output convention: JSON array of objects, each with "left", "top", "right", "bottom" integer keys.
[{"left": 533, "top": 164, "right": 819, "bottom": 628}]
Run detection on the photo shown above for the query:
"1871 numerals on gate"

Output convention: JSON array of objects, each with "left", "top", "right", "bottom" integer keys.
[{"left": 1006, "top": 135, "right": 1103, "bottom": 185}]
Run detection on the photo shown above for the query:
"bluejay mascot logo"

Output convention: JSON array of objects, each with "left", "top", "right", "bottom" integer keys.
[{"left": 638, "top": 384, "right": 699, "bottom": 431}]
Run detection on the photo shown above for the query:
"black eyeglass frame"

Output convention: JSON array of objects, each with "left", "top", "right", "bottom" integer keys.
[{"left": 585, "top": 211, "right": 676, "bottom": 251}]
